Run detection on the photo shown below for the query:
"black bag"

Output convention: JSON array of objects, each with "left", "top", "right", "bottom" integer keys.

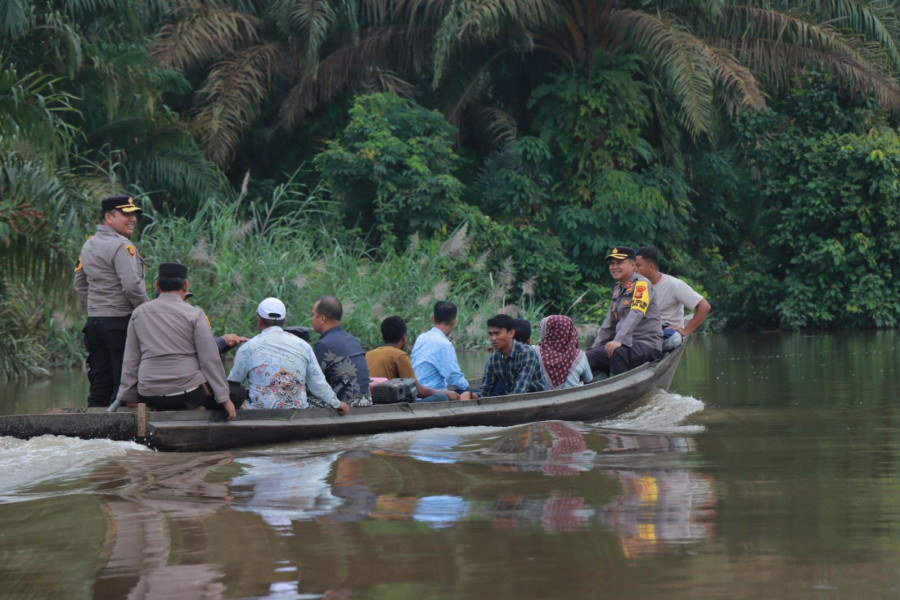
[{"left": 372, "top": 378, "right": 417, "bottom": 404}]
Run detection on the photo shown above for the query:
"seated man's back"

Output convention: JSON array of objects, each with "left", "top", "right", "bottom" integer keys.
[
  {"left": 367, "top": 316, "right": 457, "bottom": 402},
  {"left": 311, "top": 296, "right": 372, "bottom": 407},
  {"left": 228, "top": 297, "right": 343, "bottom": 411},
  {"left": 410, "top": 300, "right": 472, "bottom": 394}
]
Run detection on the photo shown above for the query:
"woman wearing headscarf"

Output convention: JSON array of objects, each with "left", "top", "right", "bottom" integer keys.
[{"left": 536, "top": 315, "right": 593, "bottom": 390}]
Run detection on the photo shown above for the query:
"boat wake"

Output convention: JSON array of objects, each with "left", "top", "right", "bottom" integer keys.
[
  {"left": 0, "top": 435, "right": 148, "bottom": 499},
  {"left": 599, "top": 390, "right": 705, "bottom": 434}
]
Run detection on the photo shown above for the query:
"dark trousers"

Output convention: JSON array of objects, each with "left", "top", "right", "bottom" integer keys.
[
  {"left": 83, "top": 316, "right": 130, "bottom": 407},
  {"left": 586, "top": 342, "right": 661, "bottom": 377},
  {"left": 138, "top": 386, "right": 219, "bottom": 412}
]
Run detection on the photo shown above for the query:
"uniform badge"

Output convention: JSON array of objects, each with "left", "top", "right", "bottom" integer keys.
[
  {"left": 125, "top": 245, "right": 136, "bottom": 258},
  {"left": 631, "top": 281, "right": 650, "bottom": 314},
  {"left": 74, "top": 257, "right": 82, "bottom": 272}
]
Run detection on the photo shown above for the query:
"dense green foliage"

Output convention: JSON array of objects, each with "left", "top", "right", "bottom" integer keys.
[
  {"left": 723, "top": 80, "right": 900, "bottom": 328},
  {"left": 3, "top": 0, "right": 900, "bottom": 378},
  {"left": 315, "top": 93, "right": 465, "bottom": 248}
]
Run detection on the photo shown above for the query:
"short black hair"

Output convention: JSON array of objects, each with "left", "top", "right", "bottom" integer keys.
[
  {"left": 261, "top": 317, "right": 286, "bottom": 328},
  {"left": 513, "top": 319, "right": 531, "bottom": 343},
  {"left": 381, "top": 316, "right": 407, "bottom": 344},
  {"left": 314, "top": 295, "right": 343, "bottom": 321},
  {"left": 636, "top": 246, "right": 660, "bottom": 268},
  {"left": 487, "top": 314, "right": 516, "bottom": 331},
  {"left": 157, "top": 276, "right": 187, "bottom": 292},
  {"left": 433, "top": 300, "right": 457, "bottom": 325}
]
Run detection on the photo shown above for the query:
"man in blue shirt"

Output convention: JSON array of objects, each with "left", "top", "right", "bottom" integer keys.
[
  {"left": 480, "top": 314, "right": 548, "bottom": 397},
  {"left": 410, "top": 301, "right": 477, "bottom": 400},
  {"left": 311, "top": 295, "right": 372, "bottom": 407}
]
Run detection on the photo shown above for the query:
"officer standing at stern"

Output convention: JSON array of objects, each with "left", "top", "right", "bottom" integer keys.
[{"left": 74, "top": 195, "right": 149, "bottom": 407}]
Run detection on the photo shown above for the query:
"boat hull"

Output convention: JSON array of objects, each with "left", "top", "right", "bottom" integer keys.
[{"left": 0, "top": 345, "right": 683, "bottom": 452}]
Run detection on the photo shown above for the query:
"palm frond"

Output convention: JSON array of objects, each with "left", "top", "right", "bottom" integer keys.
[
  {"left": 0, "top": 155, "right": 85, "bottom": 296},
  {"left": 190, "top": 43, "right": 281, "bottom": 167},
  {"left": 700, "top": 44, "right": 767, "bottom": 113},
  {"left": 473, "top": 106, "right": 519, "bottom": 147},
  {"left": 127, "top": 149, "right": 228, "bottom": 207},
  {"left": 808, "top": 0, "right": 900, "bottom": 73},
  {"left": 716, "top": 5, "right": 900, "bottom": 107},
  {"left": 612, "top": 9, "right": 717, "bottom": 140},
  {"left": 0, "top": 0, "right": 29, "bottom": 39},
  {"left": 0, "top": 66, "right": 79, "bottom": 162},
  {"left": 431, "top": 0, "right": 557, "bottom": 87},
  {"left": 269, "top": 0, "right": 339, "bottom": 74},
  {"left": 278, "top": 25, "right": 419, "bottom": 128},
  {"left": 151, "top": 3, "right": 261, "bottom": 70}
]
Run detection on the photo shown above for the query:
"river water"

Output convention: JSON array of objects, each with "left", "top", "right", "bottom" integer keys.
[{"left": 1, "top": 332, "right": 898, "bottom": 599}]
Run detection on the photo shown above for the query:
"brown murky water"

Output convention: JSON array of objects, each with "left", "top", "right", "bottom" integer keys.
[{"left": 1, "top": 332, "right": 899, "bottom": 599}]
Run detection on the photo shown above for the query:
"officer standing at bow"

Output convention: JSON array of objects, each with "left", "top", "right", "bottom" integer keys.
[{"left": 74, "top": 195, "right": 150, "bottom": 407}]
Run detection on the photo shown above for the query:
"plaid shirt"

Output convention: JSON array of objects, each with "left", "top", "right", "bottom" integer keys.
[{"left": 481, "top": 340, "right": 548, "bottom": 397}]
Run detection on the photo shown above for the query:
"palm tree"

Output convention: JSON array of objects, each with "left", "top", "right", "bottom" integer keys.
[
  {"left": 2, "top": 0, "right": 229, "bottom": 208},
  {"left": 432, "top": 0, "right": 900, "bottom": 142}
]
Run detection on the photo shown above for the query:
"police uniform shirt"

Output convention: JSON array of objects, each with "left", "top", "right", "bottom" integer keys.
[
  {"left": 592, "top": 272, "right": 663, "bottom": 351},
  {"left": 74, "top": 224, "right": 149, "bottom": 316},
  {"left": 116, "top": 293, "right": 230, "bottom": 404}
]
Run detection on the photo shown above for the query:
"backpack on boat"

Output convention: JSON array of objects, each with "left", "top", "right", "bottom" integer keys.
[{"left": 371, "top": 378, "right": 417, "bottom": 404}]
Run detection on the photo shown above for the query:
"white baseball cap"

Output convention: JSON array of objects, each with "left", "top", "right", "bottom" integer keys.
[{"left": 257, "top": 297, "right": 286, "bottom": 320}]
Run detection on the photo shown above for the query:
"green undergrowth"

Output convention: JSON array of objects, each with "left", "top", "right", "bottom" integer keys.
[
  {"left": 10, "top": 186, "right": 562, "bottom": 381},
  {"left": 136, "top": 191, "right": 549, "bottom": 350}
]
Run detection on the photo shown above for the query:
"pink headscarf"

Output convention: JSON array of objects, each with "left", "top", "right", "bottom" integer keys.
[{"left": 539, "top": 315, "right": 582, "bottom": 389}]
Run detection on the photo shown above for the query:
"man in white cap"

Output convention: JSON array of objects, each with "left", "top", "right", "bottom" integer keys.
[{"left": 227, "top": 297, "right": 350, "bottom": 413}]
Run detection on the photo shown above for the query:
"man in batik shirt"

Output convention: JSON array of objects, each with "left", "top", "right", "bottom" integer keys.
[
  {"left": 310, "top": 295, "right": 372, "bottom": 407},
  {"left": 228, "top": 297, "right": 349, "bottom": 413}
]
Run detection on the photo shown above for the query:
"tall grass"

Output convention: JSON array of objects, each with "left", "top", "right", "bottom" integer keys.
[
  {"left": 137, "top": 182, "right": 548, "bottom": 351},
  {"left": 1, "top": 173, "right": 595, "bottom": 381}
]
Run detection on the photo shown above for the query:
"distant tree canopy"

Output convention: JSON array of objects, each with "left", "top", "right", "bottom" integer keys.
[{"left": 2, "top": 0, "right": 900, "bottom": 370}]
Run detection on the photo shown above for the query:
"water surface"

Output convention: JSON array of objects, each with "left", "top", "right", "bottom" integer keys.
[{"left": 1, "top": 332, "right": 898, "bottom": 599}]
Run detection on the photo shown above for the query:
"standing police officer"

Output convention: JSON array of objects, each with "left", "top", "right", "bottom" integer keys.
[{"left": 74, "top": 195, "right": 149, "bottom": 407}]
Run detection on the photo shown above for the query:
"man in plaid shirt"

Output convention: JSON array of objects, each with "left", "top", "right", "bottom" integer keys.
[{"left": 481, "top": 314, "right": 548, "bottom": 397}]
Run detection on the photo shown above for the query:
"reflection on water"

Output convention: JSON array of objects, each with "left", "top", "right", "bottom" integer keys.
[
  {"left": 3, "top": 331, "right": 900, "bottom": 599},
  {"left": 0, "top": 391, "right": 712, "bottom": 599}
]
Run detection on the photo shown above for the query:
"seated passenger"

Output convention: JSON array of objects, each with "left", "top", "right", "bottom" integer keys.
[
  {"left": 481, "top": 314, "right": 548, "bottom": 397},
  {"left": 585, "top": 247, "right": 662, "bottom": 377},
  {"left": 491, "top": 318, "right": 535, "bottom": 395},
  {"left": 185, "top": 292, "right": 248, "bottom": 354},
  {"left": 513, "top": 318, "right": 532, "bottom": 345},
  {"left": 227, "top": 297, "right": 349, "bottom": 413},
  {"left": 635, "top": 246, "right": 711, "bottom": 351},
  {"left": 115, "top": 263, "right": 236, "bottom": 418},
  {"left": 534, "top": 315, "right": 593, "bottom": 390},
  {"left": 366, "top": 316, "right": 461, "bottom": 402},
  {"left": 411, "top": 301, "right": 477, "bottom": 400},
  {"left": 310, "top": 295, "right": 372, "bottom": 407}
]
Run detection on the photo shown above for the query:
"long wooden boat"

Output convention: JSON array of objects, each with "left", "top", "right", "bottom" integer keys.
[{"left": 0, "top": 345, "right": 683, "bottom": 452}]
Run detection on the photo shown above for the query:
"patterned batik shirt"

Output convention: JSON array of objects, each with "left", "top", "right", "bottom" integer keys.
[
  {"left": 481, "top": 340, "right": 549, "bottom": 397},
  {"left": 227, "top": 326, "right": 339, "bottom": 409}
]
